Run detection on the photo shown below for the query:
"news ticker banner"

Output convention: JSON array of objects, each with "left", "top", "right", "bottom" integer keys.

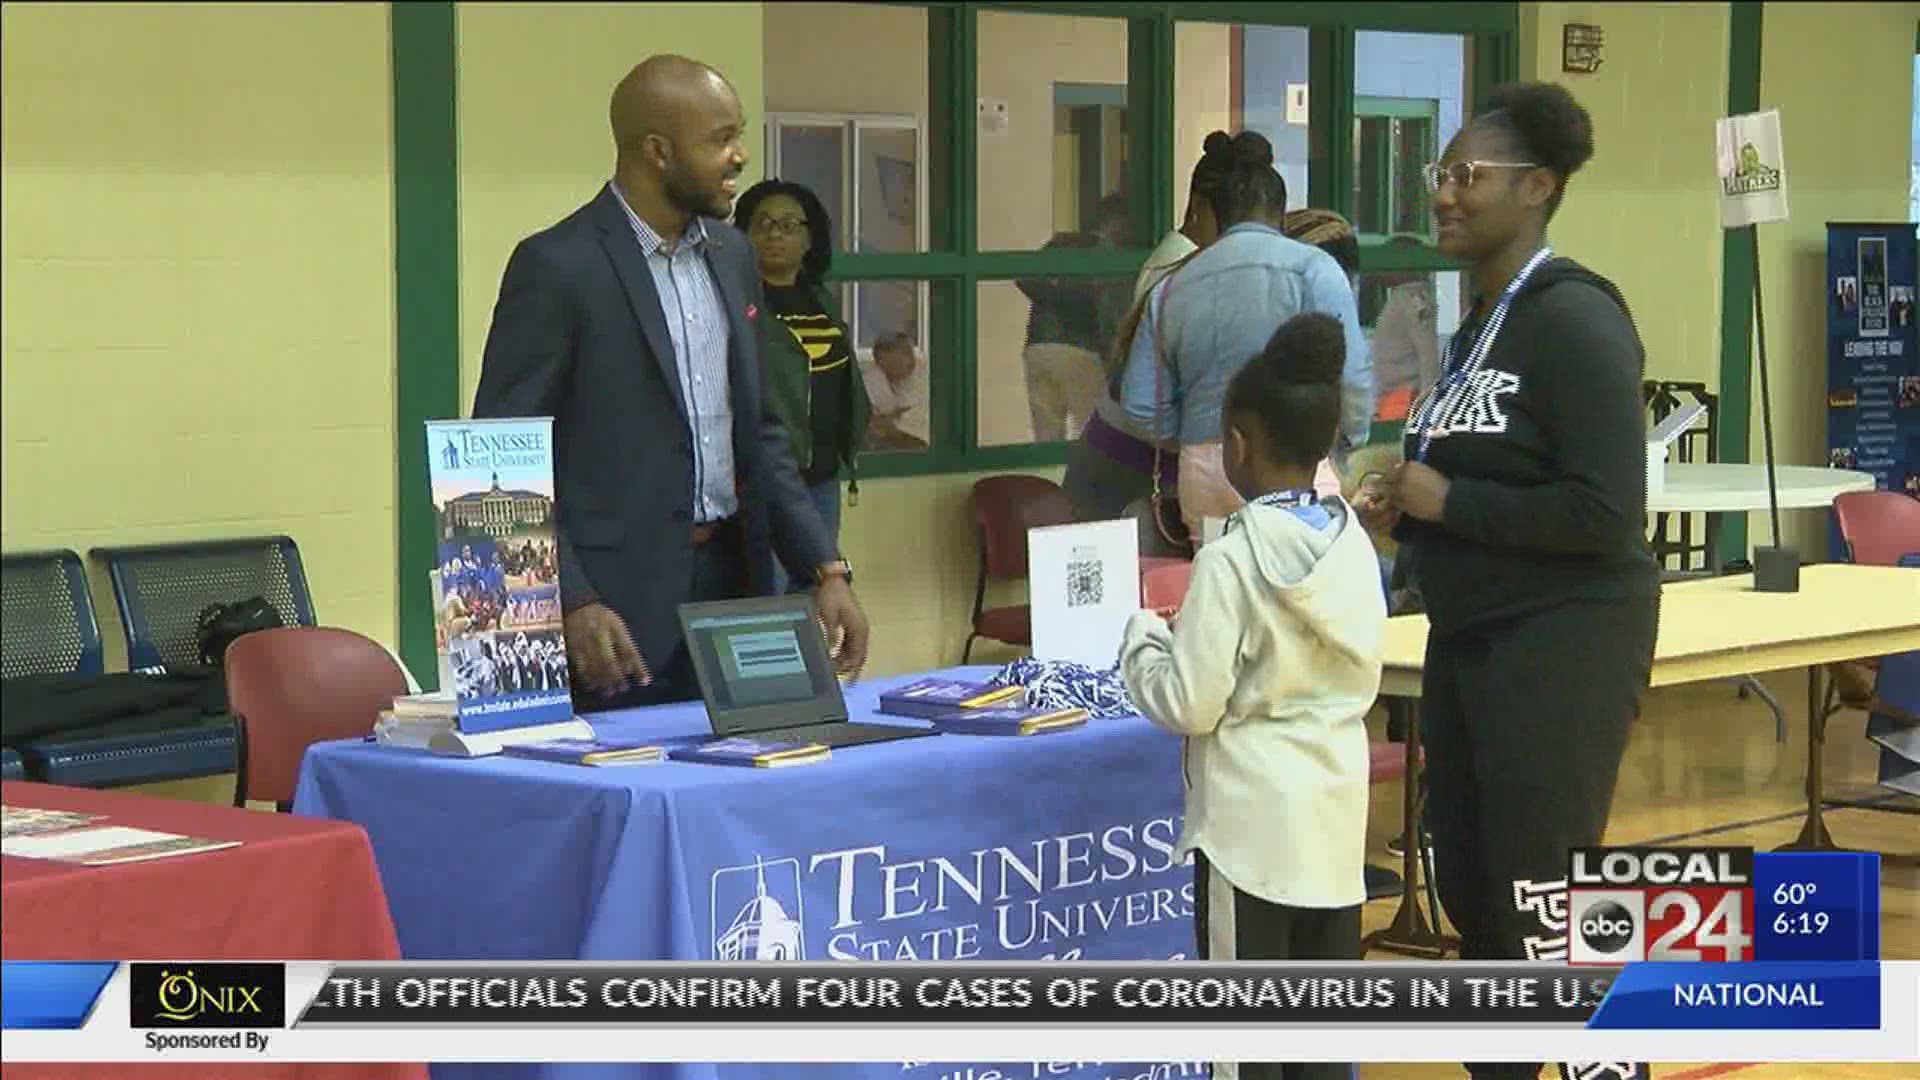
[{"left": 3, "top": 961, "right": 1916, "bottom": 1065}]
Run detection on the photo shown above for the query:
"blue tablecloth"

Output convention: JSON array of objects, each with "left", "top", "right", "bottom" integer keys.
[{"left": 293, "top": 667, "right": 1200, "bottom": 1080}]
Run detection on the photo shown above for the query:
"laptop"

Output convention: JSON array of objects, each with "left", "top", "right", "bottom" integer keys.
[{"left": 677, "top": 594, "right": 939, "bottom": 750}]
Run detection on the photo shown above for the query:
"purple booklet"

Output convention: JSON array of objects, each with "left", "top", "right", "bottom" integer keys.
[
  {"left": 876, "top": 678, "right": 1024, "bottom": 719},
  {"left": 931, "top": 706, "right": 1088, "bottom": 736},
  {"left": 503, "top": 737, "right": 664, "bottom": 766},
  {"left": 668, "top": 737, "right": 830, "bottom": 768}
]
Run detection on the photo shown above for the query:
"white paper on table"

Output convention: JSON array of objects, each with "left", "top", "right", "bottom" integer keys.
[
  {"left": 1716, "top": 110, "right": 1789, "bottom": 228},
  {"left": 1028, "top": 519, "right": 1140, "bottom": 667},
  {"left": 1, "top": 826, "right": 238, "bottom": 865}
]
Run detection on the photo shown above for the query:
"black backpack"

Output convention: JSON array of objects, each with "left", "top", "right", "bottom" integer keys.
[{"left": 194, "top": 596, "right": 286, "bottom": 667}]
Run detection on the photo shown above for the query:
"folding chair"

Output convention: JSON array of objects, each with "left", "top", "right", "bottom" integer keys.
[
  {"left": 1, "top": 549, "right": 105, "bottom": 679},
  {"left": 93, "top": 536, "right": 316, "bottom": 670},
  {"left": 964, "top": 476, "right": 1075, "bottom": 663}
]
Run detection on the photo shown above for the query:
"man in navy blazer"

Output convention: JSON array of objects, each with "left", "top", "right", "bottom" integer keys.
[{"left": 472, "top": 54, "right": 870, "bottom": 710}]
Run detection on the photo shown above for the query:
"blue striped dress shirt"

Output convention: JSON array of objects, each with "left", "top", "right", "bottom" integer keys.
[{"left": 609, "top": 181, "right": 738, "bottom": 523}]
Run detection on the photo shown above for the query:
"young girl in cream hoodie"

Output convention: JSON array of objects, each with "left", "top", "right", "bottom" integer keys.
[{"left": 1120, "top": 313, "right": 1385, "bottom": 1080}]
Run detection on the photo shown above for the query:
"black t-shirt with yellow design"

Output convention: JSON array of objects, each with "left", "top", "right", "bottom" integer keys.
[{"left": 765, "top": 282, "right": 854, "bottom": 485}]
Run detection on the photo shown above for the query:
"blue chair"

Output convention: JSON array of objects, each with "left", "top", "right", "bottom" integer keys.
[
  {"left": 15, "top": 538, "right": 314, "bottom": 791},
  {"left": 1, "top": 549, "right": 105, "bottom": 679},
  {"left": 93, "top": 536, "right": 316, "bottom": 670},
  {"left": 24, "top": 720, "right": 241, "bottom": 790},
  {"left": 3, "top": 549, "right": 106, "bottom": 783}
]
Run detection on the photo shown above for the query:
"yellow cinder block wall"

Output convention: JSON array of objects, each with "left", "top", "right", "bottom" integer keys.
[
  {"left": 1522, "top": 2, "right": 1913, "bottom": 562},
  {"left": 455, "top": 1, "right": 1038, "bottom": 680},
  {"left": 0, "top": 2, "right": 397, "bottom": 664},
  {"left": 1521, "top": 3, "right": 1731, "bottom": 389},
  {"left": 6, "top": 2, "right": 1913, "bottom": 713},
  {"left": 456, "top": 2, "right": 765, "bottom": 409},
  {"left": 1754, "top": 1, "right": 1915, "bottom": 558}
]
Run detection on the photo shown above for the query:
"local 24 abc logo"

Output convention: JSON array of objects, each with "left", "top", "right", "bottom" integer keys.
[{"left": 1566, "top": 846, "right": 1756, "bottom": 965}]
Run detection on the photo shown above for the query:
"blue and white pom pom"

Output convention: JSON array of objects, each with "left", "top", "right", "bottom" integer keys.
[{"left": 988, "top": 656, "right": 1137, "bottom": 719}]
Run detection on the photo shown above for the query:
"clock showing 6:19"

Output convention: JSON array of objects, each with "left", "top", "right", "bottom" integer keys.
[{"left": 1771, "top": 910, "right": 1831, "bottom": 936}]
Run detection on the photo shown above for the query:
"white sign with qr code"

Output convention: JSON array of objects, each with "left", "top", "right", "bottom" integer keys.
[{"left": 1027, "top": 518, "right": 1139, "bottom": 667}]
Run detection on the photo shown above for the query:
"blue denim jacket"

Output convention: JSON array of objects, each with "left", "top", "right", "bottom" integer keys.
[{"left": 1120, "top": 222, "right": 1374, "bottom": 456}]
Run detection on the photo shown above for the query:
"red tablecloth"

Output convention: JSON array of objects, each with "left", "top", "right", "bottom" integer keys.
[{"left": 2, "top": 781, "right": 425, "bottom": 1080}]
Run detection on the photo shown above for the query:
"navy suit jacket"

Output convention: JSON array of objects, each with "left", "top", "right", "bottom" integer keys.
[{"left": 471, "top": 185, "right": 835, "bottom": 669}]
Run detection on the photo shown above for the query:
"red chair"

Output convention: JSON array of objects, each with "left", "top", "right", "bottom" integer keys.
[
  {"left": 1139, "top": 558, "right": 1192, "bottom": 614},
  {"left": 226, "top": 626, "right": 411, "bottom": 810},
  {"left": 1826, "top": 491, "right": 1920, "bottom": 714},
  {"left": 965, "top": 475, "right": 1076, "bottom": 663},
  {"left": 1833, "top": 491, "right": 1920, "bottom": 567}
]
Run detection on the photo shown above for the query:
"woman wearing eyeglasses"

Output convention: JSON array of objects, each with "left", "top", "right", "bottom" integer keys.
[
  {"left": 736, "top": 180, "right": 872, "bottom": 592},
  {"left": 1355, "top": 83, "right": 1658, "bottom": 1080}
]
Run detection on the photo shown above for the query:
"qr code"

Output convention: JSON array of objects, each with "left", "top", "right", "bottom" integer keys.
[{"left": 1066, "top": 559, "right": 1103, "bottom": 608}]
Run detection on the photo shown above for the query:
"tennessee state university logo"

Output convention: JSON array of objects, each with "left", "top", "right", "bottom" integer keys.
[{"left": 1410, "top": 369, "right": 1522, "bottom": 441}]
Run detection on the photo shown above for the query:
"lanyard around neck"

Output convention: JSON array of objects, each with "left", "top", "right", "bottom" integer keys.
[
  {"left": 1252, "top": 487, "right": 1317, "bottom": 511},
  {"left": 1225, "top": 487, "right": 1319, "bottom": 535},
  {"left": 1411, "top": 247, "right": 1553, "bottom": 463}
]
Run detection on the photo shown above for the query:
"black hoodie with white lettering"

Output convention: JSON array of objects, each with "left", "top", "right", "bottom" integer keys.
[{"left": 1394, "top": 257, "right": 1660, "bottom": 634}]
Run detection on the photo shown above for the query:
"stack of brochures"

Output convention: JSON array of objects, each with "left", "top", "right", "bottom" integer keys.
[
  {"left": 668, "top": 737, "right": 831, "bottom": 768},
  {"left": 876, "top": 678, "right": 1025, "bottom": 718},
  {"left": 876, "top": 678, "right": 1087, "bottom": 736},
  {"left": 502, "top": 736, "right": 664, "bottom": 767},
  {"left": 373, "top": 691, "right": 457, "bottom": 749}
]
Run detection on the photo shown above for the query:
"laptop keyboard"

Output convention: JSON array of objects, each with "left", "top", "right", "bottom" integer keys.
[{"left": 775, "top": 721, "right": 936, "bottom": 749}]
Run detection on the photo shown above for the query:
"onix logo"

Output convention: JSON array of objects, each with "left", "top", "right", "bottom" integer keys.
[{"left": 129, "top": 963, "right": 284, "bottom": 1029}]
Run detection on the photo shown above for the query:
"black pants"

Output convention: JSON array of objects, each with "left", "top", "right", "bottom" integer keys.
[
  {"left": 1420, "top": 595, "right": 1657, "bottom": 1080},
  {"left": 1194, "top": 850, "right": 1359, "bottom": 1080},
  {"left": 574, "top": 520, "right": 748, "bottom": 713}
]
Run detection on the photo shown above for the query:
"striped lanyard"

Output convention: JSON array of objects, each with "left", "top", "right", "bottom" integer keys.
[
  {"left": 1411, "top": 246, "right": 1553, "bottom": 463},
  {"left": 1225, "top": 488, "right": 1318, "bottom": 534}
]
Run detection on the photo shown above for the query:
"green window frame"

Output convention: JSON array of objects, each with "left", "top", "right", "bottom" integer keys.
[
  {"left": 1352, "top": 95, "right": 1441, "bottom": 243},
  {"left": 831, "top": 1, "right": 1519, "bottom": 478}
]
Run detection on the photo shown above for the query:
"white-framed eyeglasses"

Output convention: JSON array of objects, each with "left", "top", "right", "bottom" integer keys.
[{"left": 1420, "top": 161, "right": 1541, "bottom": 192}]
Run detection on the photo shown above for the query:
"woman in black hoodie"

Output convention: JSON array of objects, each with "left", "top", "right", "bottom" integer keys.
[{"left": 1357, "top": 82, "right": 1659, "bottom": 1080}]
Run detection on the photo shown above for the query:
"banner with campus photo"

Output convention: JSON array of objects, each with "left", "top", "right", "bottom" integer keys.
[
  {"left": 427, "top": 417, "right": 574, "bottom": 734},
  {"left": 1824, "top": 223, "right": 1919, "bottom": 558}
]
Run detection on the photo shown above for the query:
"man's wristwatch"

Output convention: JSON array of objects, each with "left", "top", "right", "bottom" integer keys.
[{"left": 815, "top": 560, "right": 855, "bottom": 586}]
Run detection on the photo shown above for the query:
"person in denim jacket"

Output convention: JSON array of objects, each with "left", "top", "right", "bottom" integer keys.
[{"left": 1118, "top": 133, "right": 1374, "bottom": 538}]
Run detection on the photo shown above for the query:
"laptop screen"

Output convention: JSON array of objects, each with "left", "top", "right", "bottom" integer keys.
[{"left": 680, "top": 597, "right": 844, "bottom": 734}]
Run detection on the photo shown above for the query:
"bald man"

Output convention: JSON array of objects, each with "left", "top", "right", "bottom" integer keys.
[{"left": 473, "top": 55, "right": 870, "bottom": 712}]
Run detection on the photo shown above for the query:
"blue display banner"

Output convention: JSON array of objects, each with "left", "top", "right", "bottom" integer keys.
[
  {"left": 1754, "top": 851, "right": 1880, "bottom": 963},
  {"left": 426, "top": 417, "right": 574, "bottom": 734},
  {"left": 0, "top": 961, "right": 118, "bottom": 1030},
  {"left": 1824, "top": 222, "right": 1919, "bottom": 559},
  {"left": 1587, "top": 961, "right": 1880, "bottom": 1030}
]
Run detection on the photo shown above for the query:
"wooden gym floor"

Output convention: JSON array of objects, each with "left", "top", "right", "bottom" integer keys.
[{"left": 1355, "top": 670, "right": 1919, "bottom": 1078}]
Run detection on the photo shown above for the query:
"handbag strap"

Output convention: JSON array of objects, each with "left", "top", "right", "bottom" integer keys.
[{"left": 1146, "top": 259, "right": 1199, "bottom": 553}]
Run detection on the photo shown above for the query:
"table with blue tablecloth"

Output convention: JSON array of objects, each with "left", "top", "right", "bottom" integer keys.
[{"left": 293, "top": 667, "right": 1201, "bottom": 1080}]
